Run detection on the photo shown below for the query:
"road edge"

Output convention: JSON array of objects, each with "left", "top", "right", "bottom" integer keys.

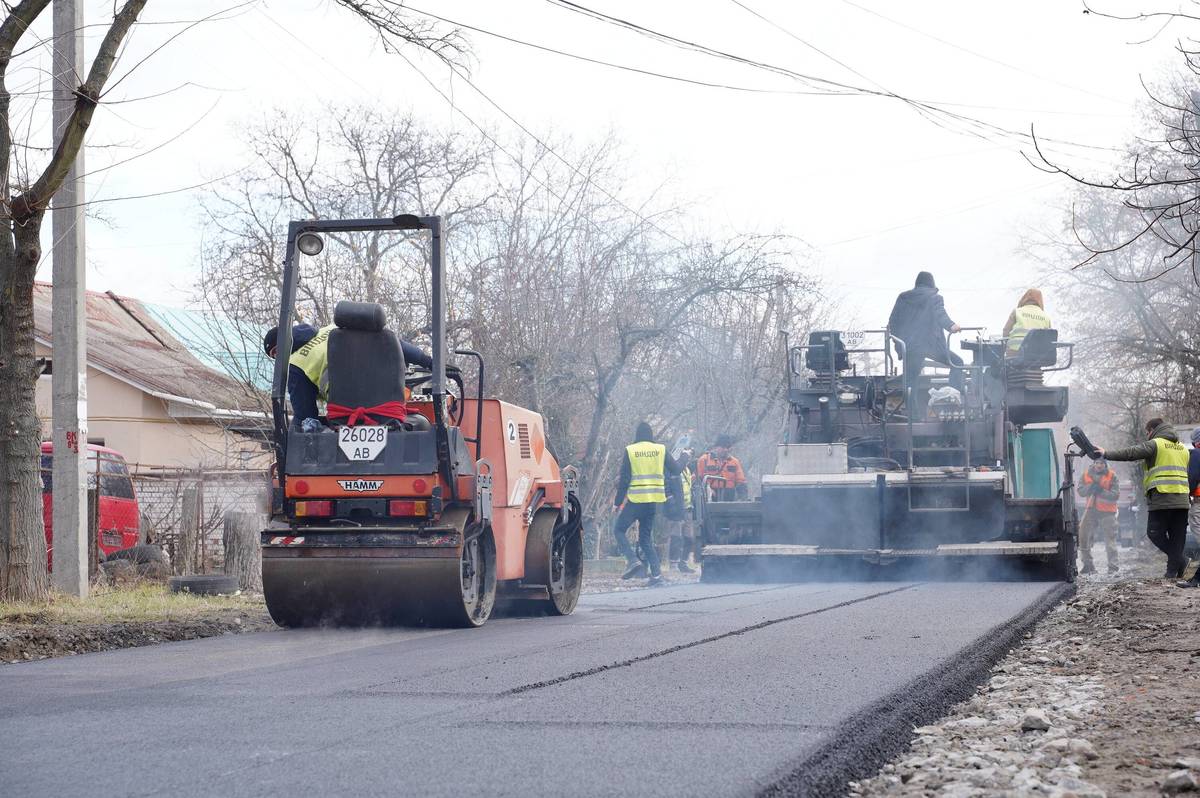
[{"left": 757, "top": 581, "right": 1075, "bottom": 798}]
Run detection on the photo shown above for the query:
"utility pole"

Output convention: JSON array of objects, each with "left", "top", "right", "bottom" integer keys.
[{"left": 51, "top": 0, "right": 88, "bottom": 598}]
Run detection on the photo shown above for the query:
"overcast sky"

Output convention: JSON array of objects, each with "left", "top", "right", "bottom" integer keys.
[{"left": 28, "top": 0, "right": 1182, "bottom": 334}]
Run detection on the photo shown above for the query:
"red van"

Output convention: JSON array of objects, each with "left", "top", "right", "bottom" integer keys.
[{"left": 40, "top": 442, "right": 141, "bottom": 568}]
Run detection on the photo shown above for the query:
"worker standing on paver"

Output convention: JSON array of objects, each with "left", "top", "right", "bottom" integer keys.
[
  {"left": 613, "top": 421, "right": 679, "bottom": 585},
  {"left": 1002, "top": 288, "right": 1052, "bottom": 357},
  {"left": 1076, "top": 457, "right": 1120, "bottom": 574},
  {"left": 1097, "top": 418, "right": 1192, "bottom": 579},
  {"left": 696, "top": 435, "right": 748, "bottom": 502},
  {"left": 1177, "top": 428, "right": 1200, "bottom": 588},
  {"left": 886, "top": 271, "right": 964, "bottom": 392},
  {"left": 665, "top": 448, "right": 697, "bottom": 574}
]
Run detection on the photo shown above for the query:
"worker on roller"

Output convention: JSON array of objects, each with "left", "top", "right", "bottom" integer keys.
[
  {"left": 613, "top": 421, "right": 681, "bottom": 585},
  {"left": 1076, "top": 457, "right": 1120, "bottom": 575},
  {"left": 665, "top": 447, "right": 697, "bottom": 574},
  {"left": 1096, "top": 418, "right": 1192, "bottom": 580},
  {"left": 1002, "top": 288, "right": 1051, "bottom": 357},
  {"left": 887, "top": 271, "right": 964, "bottom": 393},
  {"left": 1178, "top": 427, "right": 1200, "bottom": 588},
  {"left": 263, "top": 321, "right": 433, "bottom": 426},
  {"left": 696, "top": 434, "right": 748, "bottom": 502}
]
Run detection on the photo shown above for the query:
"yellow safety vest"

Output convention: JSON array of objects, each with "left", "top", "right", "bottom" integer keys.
[
  {"left": 681, "top": 467, "right": 694, "bottom": 510},
  {"left": 626, "top": 442, "right": 667, "bottom": 504},
  {"left": 1143, "top": 438, "right": 1190, "bottom": 494},
  {"left": 1006, "top": 305, "right": 1052, "bottom": 354},
  {"left": 289, "top": 324, "right": 335, "bottom": 401}
]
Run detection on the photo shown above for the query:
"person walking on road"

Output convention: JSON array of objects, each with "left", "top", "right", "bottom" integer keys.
[
  {"left": 1096, "top": 418, "right": 1192, "bottom": 579},
  {"left": 886, "top": 271, "right": 964, "bottom": 393},
  {"left": 1001, "top": 288, "right": 1052, "bottom": 357},
  {"left": 1077, "top": 457, "right": 1120, "bottom": 575},
  {"left": 696, "top": 435, "right": 748, "bottom": 502},
  {"left": 612, "top": 421, "right": 680, "bottom": 585},
  {"left": 1177, "top": 428, "right": 1200, "bottom": 588}
]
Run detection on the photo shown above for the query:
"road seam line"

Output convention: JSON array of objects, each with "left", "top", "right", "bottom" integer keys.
[{"left": 503, "top": 584, "right": 920, "bottom": 696}]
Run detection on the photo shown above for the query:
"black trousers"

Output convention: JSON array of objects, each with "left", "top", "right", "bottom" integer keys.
[
  {"left": 612, "top": 502, "right": 662, "bottom": 576},
  {"left": 1147, "top": 508, "right": 1190, "bottom": 575},
  {"left": 904, "top": 349, "right": 965, "bottom": 393}
]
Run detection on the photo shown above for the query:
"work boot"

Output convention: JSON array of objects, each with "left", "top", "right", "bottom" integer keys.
[
  {"left": 1081, "top": 562, "right": 1095, "bottom": 575},
  {"left": 1176, "top": 576, "right": 1200, "bottom": 588},
  {"left": 676, "top": 560, "right": 694, "bottom": 574},
  {"left": 647, "top": 574, "right": 665, "bottom": 587},
  {"left": 622, "top": 560, "right": 646, "bottom": 580}
]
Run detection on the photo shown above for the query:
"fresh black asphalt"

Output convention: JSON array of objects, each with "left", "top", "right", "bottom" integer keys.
[{"left": 0, "top": 581, "right": 1068, "bottom": 797}]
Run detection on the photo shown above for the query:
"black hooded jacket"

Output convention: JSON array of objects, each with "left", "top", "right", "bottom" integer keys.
[
  {"left": 614, "top": 424, "right": 681, "bottom": 506},
  {"left": 887, "top": 272, "right": 956, "bottom": 360}
]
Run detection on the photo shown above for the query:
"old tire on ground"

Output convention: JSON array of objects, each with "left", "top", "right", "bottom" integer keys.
[
  {"left": 168, "top": 574, "right": 240, "bottom": 596},
  {"left": 522, "top": 503, "right": 584, "bottom": 616}
]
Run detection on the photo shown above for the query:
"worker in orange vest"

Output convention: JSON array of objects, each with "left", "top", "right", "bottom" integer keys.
[
  {"left": 696, "top": 434, "right": 748, "bottom": 502},
  {"left": 1077, "top": 457, "right": 1120, "bottom": 574}
]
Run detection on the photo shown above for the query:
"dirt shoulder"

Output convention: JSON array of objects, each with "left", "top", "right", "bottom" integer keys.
[
  {"left": 852, "top": 564, "right": 1200, "bottom": 797},
  {"left": 0, "top": 584, "right": 273, "bottom": 664}
]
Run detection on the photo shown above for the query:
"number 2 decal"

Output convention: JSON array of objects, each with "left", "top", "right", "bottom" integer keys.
[{"left": 507, "top": 421, "right": 517, "bottom": 442}]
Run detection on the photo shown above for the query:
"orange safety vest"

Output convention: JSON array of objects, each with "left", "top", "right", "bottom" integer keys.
[
  {"left": 1081, "top": 469, "right": 1118, "bottom": 513},
  {"left": 696, "top": 453, "right": 745, "bottom": 491}
]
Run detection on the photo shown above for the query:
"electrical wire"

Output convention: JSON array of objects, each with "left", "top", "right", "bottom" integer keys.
[{"left": 543, "top": 0, "right": 1124, "bottom": 156}]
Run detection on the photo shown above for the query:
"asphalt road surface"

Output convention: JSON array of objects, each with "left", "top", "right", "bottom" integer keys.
[{"left": 1, "top": 580, "right": 1068, "bottom": 797}]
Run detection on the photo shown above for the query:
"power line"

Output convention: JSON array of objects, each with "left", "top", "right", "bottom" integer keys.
[
  {"left": 836, "top": 0, "right": 1127, "bottom": 106},
  {"left": 543, "top": 0, "right": 1124, "bottom": 156},
  {"left": 405, "top": 4, "right": 848, "bottom": 97},
  {"left": 259, "top": 8, "right": 687, "bottom": 249}
]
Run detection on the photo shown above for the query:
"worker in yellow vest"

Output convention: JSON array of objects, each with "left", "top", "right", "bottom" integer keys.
[
  {"left": 265, "top": 320, "right": 433, "bottom": 426},
  {"left": 1002, "top": 288, "right": 1052, "bottom": 357},
  {"left": 613, "top": 421, "right": 681, "bottom": 585},
  {"left": 1097, "top": 418, "right": 1192, "bottom": 579}
]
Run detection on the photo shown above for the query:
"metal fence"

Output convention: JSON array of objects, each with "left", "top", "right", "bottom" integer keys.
[{"left": 131, "top": 467, "right": 269, "bottom": 574}]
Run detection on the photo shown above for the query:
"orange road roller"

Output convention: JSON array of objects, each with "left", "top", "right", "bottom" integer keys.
[{"left": 261, "top": 214, "right": 583, "bottom": 627}]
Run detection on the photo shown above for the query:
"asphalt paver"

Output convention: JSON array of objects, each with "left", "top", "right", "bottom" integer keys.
[{"left": 0, "top": 580, "right": 1065, "bottom": 797}]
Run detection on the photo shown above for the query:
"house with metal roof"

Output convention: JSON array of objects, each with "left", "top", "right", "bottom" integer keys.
[{"left": 33, "top": 283, "right": 271, "bottom": 470}]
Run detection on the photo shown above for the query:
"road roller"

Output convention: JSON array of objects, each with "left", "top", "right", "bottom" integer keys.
[
  {"left": 261, "top": 214, "right": 583, "bottom": 627},
  {"left": 699, "top": 325, "right": 1081, "bottom": 582}
]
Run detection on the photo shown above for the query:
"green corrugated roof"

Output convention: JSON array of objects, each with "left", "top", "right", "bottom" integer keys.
[{"left": 139, "top": 302, "right": 272, "bottom": 391}]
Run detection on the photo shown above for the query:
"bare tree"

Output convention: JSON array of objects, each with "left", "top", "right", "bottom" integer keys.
[{"left": 196, "top": 110, "right": 827, "bottom": 554}]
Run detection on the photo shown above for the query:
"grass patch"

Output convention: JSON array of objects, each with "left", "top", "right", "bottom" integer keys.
[{"left": 0, "top": 583, "right": 266, "bottom": 626}]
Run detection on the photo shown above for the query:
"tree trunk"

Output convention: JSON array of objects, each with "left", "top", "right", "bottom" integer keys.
[
  {"left": 222, "top": 511, "right": 263, "bottom": 591},
  {"left": 177, "top": 485, "right": 199, "bottom": 575},
  {"left": 0, "top": 218, "right": 49, "bottom": 601}
]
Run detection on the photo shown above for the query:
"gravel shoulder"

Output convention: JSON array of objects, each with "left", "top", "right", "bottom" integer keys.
[{"left": 851, "top": 557, "right": 1200, "bottom": 797}]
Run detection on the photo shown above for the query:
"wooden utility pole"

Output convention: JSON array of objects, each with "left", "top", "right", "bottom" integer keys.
[{"left": 50, "top": 0, "right": 88, "bottom": 598}]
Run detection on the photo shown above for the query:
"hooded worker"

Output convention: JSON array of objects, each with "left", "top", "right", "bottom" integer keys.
[
  {"left": 1096, "top": 418, "right": 1192, "bottom": 580},
  {"left": 886, "top": 271, "right": 964, "bottom": 392},
  {"left": 612, "top": 421, "right": 681, "bottom": 585},
  {"left": 1002, "top": 288, "right": 1052, "bottom": 357}
]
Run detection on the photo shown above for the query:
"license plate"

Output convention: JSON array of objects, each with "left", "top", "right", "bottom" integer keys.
[{"left": 338, "top": 425, "right": 387, "bottom": 461}]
